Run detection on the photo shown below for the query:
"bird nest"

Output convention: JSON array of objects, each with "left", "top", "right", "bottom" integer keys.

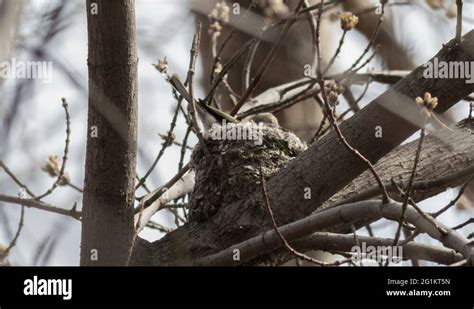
[{"left": 189, "top": 121, "right": 307, "bottom": 222}]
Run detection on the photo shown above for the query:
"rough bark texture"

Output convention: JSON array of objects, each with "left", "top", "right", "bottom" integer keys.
[
  {"left": 132, "top": 31, "right": 474, "bottom": 266},
  {"left": 81, "top": 0, "right": 138, "bottom": 266},
  {"left": 325, "top": 119, "right": 474, "bottom": 208}
]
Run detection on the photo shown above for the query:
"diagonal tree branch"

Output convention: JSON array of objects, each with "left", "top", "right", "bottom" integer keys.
[{"left": 327, "top": 119, "right": 474, "bottom": 208}]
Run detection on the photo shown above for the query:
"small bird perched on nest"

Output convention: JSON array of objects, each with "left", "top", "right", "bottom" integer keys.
[
  {"left": 170, "top": 74, "right": 280, "bottom": 129},
  {"left": 170, "top": 74, "right": 238, "bottom": 130},
  {"left": 169, "top": 74, "right": 306, "bottom": 222}
]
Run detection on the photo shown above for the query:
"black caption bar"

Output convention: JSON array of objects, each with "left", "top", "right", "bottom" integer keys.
[{"left": 0, "top": 267, "right": 472, "bottom": 307}]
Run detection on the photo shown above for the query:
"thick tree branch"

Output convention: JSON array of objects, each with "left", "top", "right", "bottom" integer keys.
[
  {"left": 195, "top": 200, "right": 472, "bottom": 266},
  {"left": 294, "top": 233, "right": 463, "bottom": 266},
  {"left": 326, "top": 119, "right": 474, "bottom": 208}
]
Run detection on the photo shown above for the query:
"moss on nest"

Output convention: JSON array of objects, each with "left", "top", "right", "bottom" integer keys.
[{"left": 189, "top": 121, "right": 307, "bottom": 222}]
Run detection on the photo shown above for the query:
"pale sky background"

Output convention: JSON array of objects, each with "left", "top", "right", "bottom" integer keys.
[{"left": 0, "top": 0, "right": 473, "bottom": 265}]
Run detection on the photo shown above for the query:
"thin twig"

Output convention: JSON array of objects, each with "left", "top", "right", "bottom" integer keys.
[
  {"left": 158, "top": 133, "right": 193, "bottom": 151},
  {"left": 433, "top": 176, "right": 473, "bottom": 217},
  {"left": 259, "top": 166, "right": 350, "bottom": 266},
  {"left": 351, "top": 45, "right": 380, "bottom": 74},
  {"left": 187, "top": 22, "right": 206, "bottom": 148},
  {"left": 237, "top": 84, "right": 320, "bottom": 119},
  {"left": 342, "top": 87, "right": 360, "bottom": 114},
  {"left": 135, "top": 81, "right": 184, "bottom": 190},
  {"left": 272, "top": 0, "right": 340, "bottom": 27},
  {"left": 136, "top": 174, "right": 151, "bottom": 194},
  {"left": 204, "top": 38, "right": 258, "bottom": 104},
  {"left": 354, "top": 78, "right": 372, "bottom": 105},
  {"left": 230, "top": 0, "right": 306, "bottom": 116},
  {"left": 66, "top": 182, "right": 83, "bottom": 193},
  {"left": 390, "top": 179, "right": 446, "bottom": 235},
  {"left": 0, "top": 194, "right": 81, "bottom": 220},
  {"left": 452, "top": 218, "right": 473, "bottom": 231},
  {"left": 178, "top": 126, "right": 193, "bottom": 172},
  {"left": 0, "top": 204, "right": 25, "bottom": 260},
  {"left": 456, "top": 0, "right": 463, "bottom": 42},
  {"left": 242, "top": 40, "right": 260, "bottom": 92},
  {"left": 393, "top": 127, "right": 426, "bottom": 247},
  {"left": 310, "top": 107, "right": 327, "bottom": 144},
  {"left": 314, "top": 0, "right": 324, "bottom": 79},
  {"left": 345, "top": 1, "right": 385, "bottom": 73},
  {"left": 0, "top": 161, "right": 36, "bottom": 197},
  {"left": 322, "top": 30, "right": 347, "bottom": 75},
  {"left": 35, "top": 98, "right": 71, "bottom": 200},
  {"left": 211, "top": 0, "right": 258, "bottom": 85},
  {"left": 350, "top": 224, "right": 365, "bottom": 266}
]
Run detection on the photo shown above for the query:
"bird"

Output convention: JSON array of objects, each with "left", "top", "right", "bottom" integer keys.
[
  {"left": 244, "top": 112, "right": 279, "bottom": 127},
  {"left": 169, "top": 74, "right": 237, "bottom": 131}
]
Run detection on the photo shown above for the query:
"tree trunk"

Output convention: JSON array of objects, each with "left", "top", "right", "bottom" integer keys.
[{"left": 80, "top": 0, "right": 138, "bottom": 266}]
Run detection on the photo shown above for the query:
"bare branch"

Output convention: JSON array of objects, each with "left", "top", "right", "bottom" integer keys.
[
  {"left": 0, "top": 204, "right": 25, "bottom": 260},
  {"left": 0, "top": 194, "right": 81, "bottom": 220},
  {"left": 196, "top": 200, "right": 472, "bottom": 266},
  {"left": 0, "top": 161, "right": 35, "bottom": 197},
  {"left": 35, "top": 98, "right": 72, "bottom": 200},
  {"left": 295, "top": 233, "right": 463, "bottom": 266}
]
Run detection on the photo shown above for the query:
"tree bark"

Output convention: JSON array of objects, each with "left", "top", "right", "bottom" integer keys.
[
  {"left": 325, "top": 119, "right": 474, "bottom": 208},
  {"left": 81, "top": 0, "right": 138, "bottom": 266}
]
